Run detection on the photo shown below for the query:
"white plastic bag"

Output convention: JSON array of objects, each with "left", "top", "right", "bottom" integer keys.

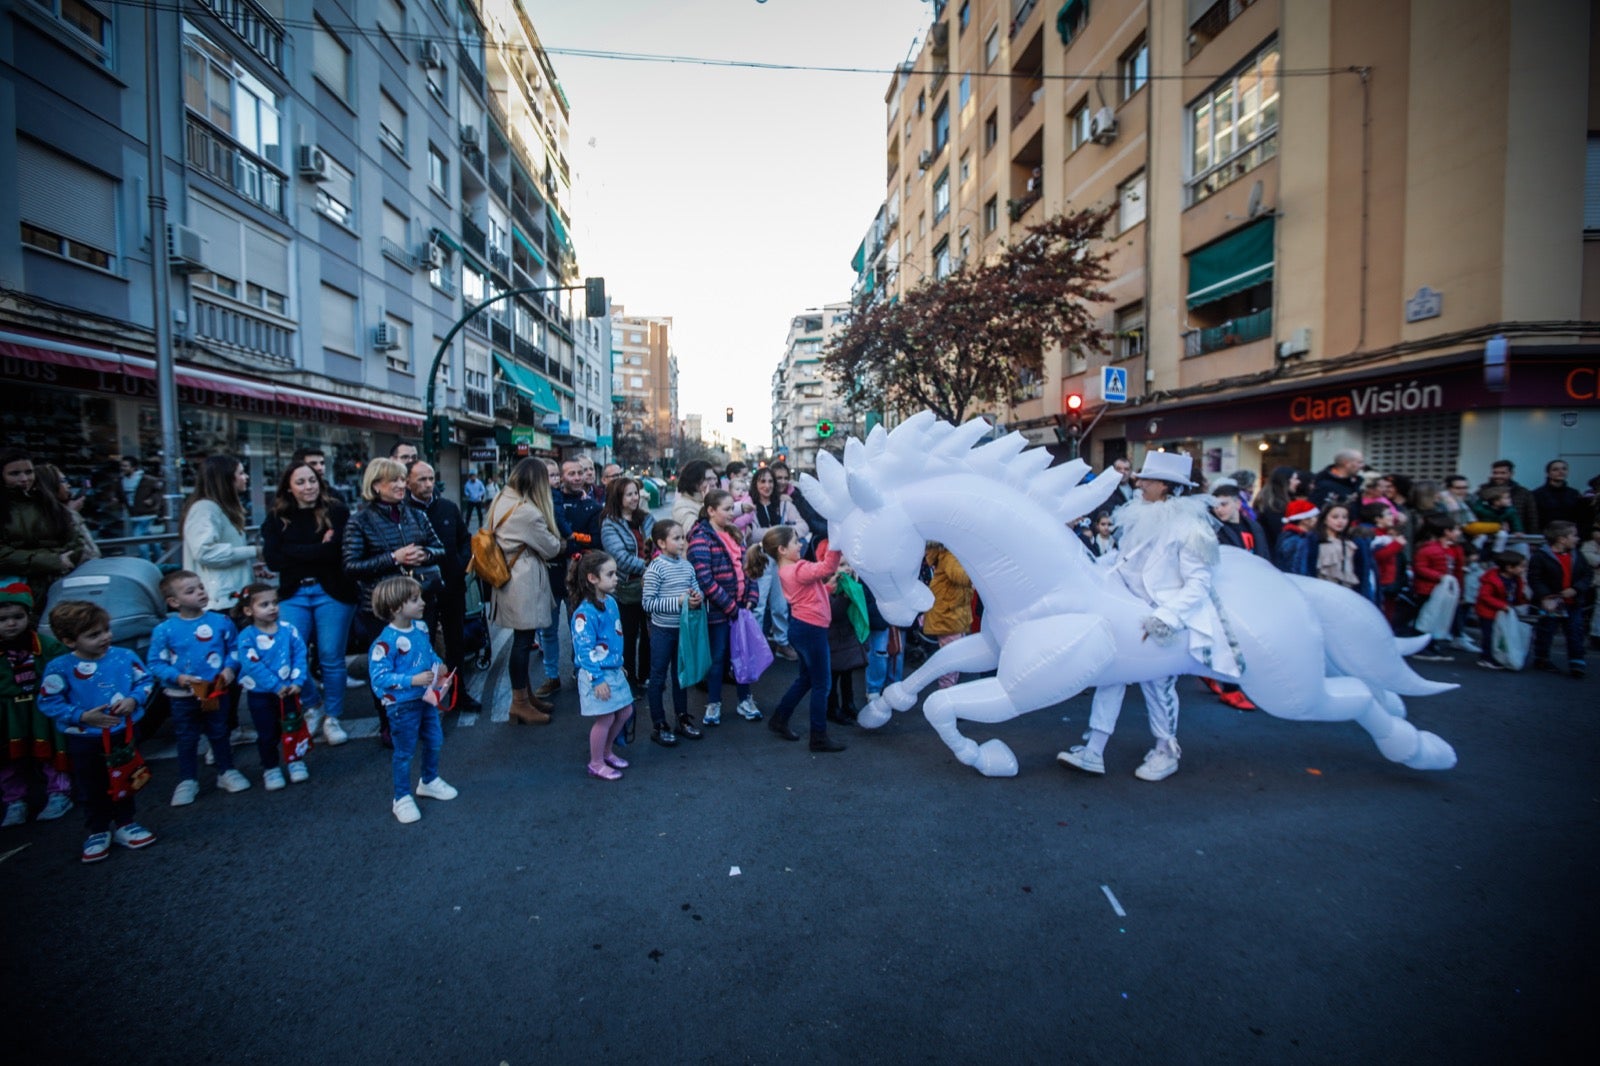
[
  {"left": 1416, "top": 574, "right": 1461, "bottom": 640},
  {"left": 1491, "top": 609, "right": 1532, "bottom": 670}
]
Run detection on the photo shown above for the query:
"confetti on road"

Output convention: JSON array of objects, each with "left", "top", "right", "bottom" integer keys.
[
  {"left": 729, "top": 866, "right": 742, "bottom": 877},
  {"left": 1101, "top": 884, "right": 1127, "bottom": 917},
  {"left": 1306, "top": 768, "right": 1323, "bottom": 776}
]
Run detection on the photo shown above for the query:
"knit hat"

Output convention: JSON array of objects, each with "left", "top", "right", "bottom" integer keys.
[
  {"left": 1285, "top": 500, "right": 1319, "bottom": 524},
  {"left": 0, "top": 578, "right": 33, "bottom": 611}
]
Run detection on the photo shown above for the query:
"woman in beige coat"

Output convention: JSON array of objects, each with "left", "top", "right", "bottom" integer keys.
[{"left": 488, "top": 458, "right": 564, "bottom": 724}]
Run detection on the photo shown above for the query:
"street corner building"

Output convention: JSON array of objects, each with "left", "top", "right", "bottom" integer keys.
[{"left": 846, "top": 0, "right": 1599, "bottom": 483}]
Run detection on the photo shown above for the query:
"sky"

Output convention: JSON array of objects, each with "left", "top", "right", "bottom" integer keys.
[{"left": 526, "top": 0, "right": 933, "bottom": 452}]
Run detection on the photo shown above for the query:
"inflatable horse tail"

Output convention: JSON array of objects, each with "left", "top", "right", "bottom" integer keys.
[{"left": 1287, "top": 575, "right": 1458, "bottom": 699}]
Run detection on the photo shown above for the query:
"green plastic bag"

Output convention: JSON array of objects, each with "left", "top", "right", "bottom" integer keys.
[
  {"left": 837, "top": 572, "right": 871, "bottom": 644},
  {"left": 677, "top": 601, "right": 711, "bottom": 689}
]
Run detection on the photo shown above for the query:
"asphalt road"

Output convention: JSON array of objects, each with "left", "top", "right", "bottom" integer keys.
[{"left": 1, "top": 635, "right": 1594, "bottom": 1064}]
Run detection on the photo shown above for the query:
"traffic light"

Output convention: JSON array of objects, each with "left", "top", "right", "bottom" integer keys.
[
  {"left": 725, "top": 406, "right": 734, "bottom": 423},
  {"left": 816, "top": 419, "right": 835, "bottom": 439},
  {"left": 1065, "top": 393, "right": 1084, "bottom": 435},
  {"left": 584, "top": 277, "right": 607, "bottom": 318}
]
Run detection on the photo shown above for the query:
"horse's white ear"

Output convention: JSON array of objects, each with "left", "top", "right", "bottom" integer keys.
[
  {"left": 816, "top": 450, "right": 849, "bottom": 514},
  {"left": 934, "top": 418, "right": 991, "bottom": 456},
  {"left": 890, "top": 410, "right": 938, "bottom": 443},
  {"left": 865, "top": 424, "right": 889, "bottom": 456},
  {"left": 847, "top": 469, "right": 886, "bottom": 512},
  {"left": 843, "top": 435, "right": 868, "bottom": 471},
  {"left": 796, "top": 473, "right": 839, "bottom": 518},
  {"left": 1054, "top": 467, "right": 1122, "bottom": 523}
]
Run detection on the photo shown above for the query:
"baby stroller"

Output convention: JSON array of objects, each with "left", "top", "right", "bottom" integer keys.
[{"left": 463, "top": 578, "right": 492, "bottom": 671}]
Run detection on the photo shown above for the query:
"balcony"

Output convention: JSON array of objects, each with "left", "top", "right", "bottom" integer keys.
[
  {"left": 184, "top": 115, "right": 285, "bottom": 216},
  {"left": 192, "top": 297, "right": 293, "bottom": 365},
  {"left": 464, "top": 387, "right": 492, "bottom": 417},
  {"left": 1189, "top": 0, "right": 1260, "bottom": 60},
  {"left": 490, "top": 319, "right": 511, "bottom": 349},
  {"left": 1010, "top": 0, "right": 1039, "bottom": 38},
  {"left": 196, "top": 0, "right": 283, "bottom": 73},
  {"left": 487, "top": 168, "right": 509, "bottom": 205},
  {"left": 1006, "top": 190, "right": 1041, "bottom": 222},
  {"left": 460, "top": 213, "right": 487, "bottom": 256},
  {"left": 1183, "top": 308, "right": 1272, "bottom": 357},
  {"left": 458, "top": 42, "right": 484, "bottom": 95}
]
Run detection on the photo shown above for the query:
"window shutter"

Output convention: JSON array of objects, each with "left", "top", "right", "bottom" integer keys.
[
  {"left": 320, "top": 284, "right": 357, "bottom": 354},
  {"left": 245, "top": 225, "right": 289, "bottom": 292},
  {"left": 382, "top": 203, "right": 409, "bottom": 245},
  {"left": 188, "top": 196, "right": 239, "bottom": 275},
  {"left": 313, "top": 22, "right": 348, "bottom": 96},
  {"left": 18, "top": 139, "right": 116, "bottom": 248}
]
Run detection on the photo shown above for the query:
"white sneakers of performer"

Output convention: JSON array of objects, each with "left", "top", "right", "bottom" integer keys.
[
  {"left": 1134, "top": 742, "right": 1181, "bottom": 782},
  {"left": 1056, "top": 746, "right": 1105, "bottom": 775}
]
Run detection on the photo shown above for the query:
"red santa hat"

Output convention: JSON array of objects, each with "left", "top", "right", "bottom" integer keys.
[{"left": 1285, "top": 500, "right": 1319, "bottom": 524}]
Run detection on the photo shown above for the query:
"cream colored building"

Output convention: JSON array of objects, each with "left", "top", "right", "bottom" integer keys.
[
  {"left": 770, "top": 302, "right": 858, "bottom": 472},
  {"left": 611, "top": 305, "right": 676, "bottom": 465},
  {"left": 868, "top": 0, "right": 1598, "bottom": 483}
]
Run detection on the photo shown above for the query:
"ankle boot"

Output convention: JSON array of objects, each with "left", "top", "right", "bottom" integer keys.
[
  {"left": 768, "top": 712, "right": 800, "bottom": 742},
  {"left": 528, "top": 691, "right": 555, "bottom": 714},
  {"left": 509, "top": 688, "right": 550, "bottom": 725},
  {"left": 809, "top": 732, "right": 846, "bottom": 753}
]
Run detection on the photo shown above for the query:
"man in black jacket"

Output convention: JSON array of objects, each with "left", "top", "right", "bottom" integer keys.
[
  {"left": 1532, "top": 459, "right": 1588, "bottom": 538},
  {"left": 1309, "top": 450, "right": 1365, "bottom": 509},
  {"left": 1478, "top": 459, "right": 1539, "bottom": 536},
  {"left": 1211, "top": 484, "right": 1270, "bottom": 559},
  {"left": 406, "top": 460, "right": 480, "bottom": 713},
  {"left": 1529, "top": 520, "right": 1592, "bottom": 678}
]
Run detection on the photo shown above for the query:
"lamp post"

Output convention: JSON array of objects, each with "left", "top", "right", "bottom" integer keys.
[{"left": 422, "top": 277, "right": 605, "bottom": 464}]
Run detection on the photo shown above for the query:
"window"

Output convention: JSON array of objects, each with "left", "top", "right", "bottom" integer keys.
[
  {"left": 381, "top": 202, "right": 411, "bottom": 265},
  {"left": 918, "top": 212, "right": 926, "bottom": 238},
  {"left": 1188, "top": 40, "right": 1281, "bottom": 204},
  {"left": 377, "top": 0, "right": 406, "bottom": 48},
  {"left": 917, "top": 91, "right": 926, "bottom": 116},
  {"left": 983, "top": 195, "right": 998, "bottom": 234},
  {"left": 314, "top": 153, "right": 355, "bottom": 227},
  {"left": 959, "top": 150, "right": 971, "bottom": 185},
  {"left": 1115, "top": 303, "right": 1145, "bottom": 360},
  {"left": 932, "top": 98, "right": 950, "bottom": 153},
  {"left": 933, "top": 169, "right": 950, "bottom": 221},
  {"left": 1118, "top": 170, "right": 1146, "bottom": 232},
  {"left": 428, "top": 145, "right": 448, "bottom": 194},
  {"left": 30, "top": 0, "right": 110, "bottom": 54},
  {"left": 959, "top": 2, "right": 970, "bottom": 31},
  {"left": 983, "top": 110, "right": 998, "bottom": 152},
  {"left": 312, "top": 18, "right": 350, "bottom": 99},
  {"left": 17, "top": 138, "right": 116, "bottom": 271},
  {"left": 462, "top": 265, "right": 485, "bottom": 305},
  {"left": 1120, "top": 35, "right": 1149, "bottom": 100},
  {"left": 183, "top": 21, "right": 282, "bottom": 166},
  {"left": 933, "top": 237, "right": 952, "bottom": 280},
  {"left": 1069, "top": 100, "right": 1092, "bottom": 150},
  {"left": 187, "top": 196, "right": 290, "bottom": 315},
  {"left": 630, "top": 376, "right": 643, "bottom": 388},
  {"left": 320, "top": 285, "right": 358, "bottom": 355},
  {"left": 958, "top": 225, "right": 972, "bottom": 265},
  {"left": 384, "top": 312, "right": 411, "bottom": 371},
  {"left": 1058, "top": 0, "right": 1089, "bottom": 46},
  {"left": 959, "top": 74, "right": 972, "bottom": 112},
  {"left": 1587, "top": 134, "right": 1600, "bottom": 232},
  {"left": 629, "top": 331, "right": 644, "bottom": 343},
  {"left": 379, "top": 90, "right": 407, "bottom": 157},
  {"left": 984, "top": 26, "right": 1000, "bottom": 68}
]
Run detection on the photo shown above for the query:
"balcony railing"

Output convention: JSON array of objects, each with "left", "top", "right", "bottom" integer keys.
[
  {"left": 487, "top": 168, "right": 509, "bottom": 205},
  {"left": 458, "top": 42, "right": 484, "bottom": 95},
  {"left": 1006, "top": 190, "right": 1041, "bottom": 222},
  {"left": 1183, "top": 308, "right": 1272, "bottom": 357},
  {"left": 1012, "top": 81, "right": 1043, "bottom": 128},
  {"left": 464, "top": 387, "right": 492, "bottom": 417},
  {"left": 192, "top": 297, "right": 294, "bottom": 364},
  {"left": 460, "top": 214, "right": 487, "bottom": 256},
  {"left": 195, "top": 0, "right": 283, "bottom": 73},
  {"left": 184, "top": 115, "right": 285, "bottom": 216}
]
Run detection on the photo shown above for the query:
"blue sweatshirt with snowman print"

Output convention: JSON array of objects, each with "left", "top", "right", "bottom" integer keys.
[
  {"left": 230, "top": 622, "right": 308, "bottom": 697},
  {"left": 149, "top": 611, "right": 238, "bottom": 695},
  {"left": 368, "top": 620, "right": 442, "bottom": 707},
  {"left": 37, "top": 647, "right": 155, "bottom": 737}
]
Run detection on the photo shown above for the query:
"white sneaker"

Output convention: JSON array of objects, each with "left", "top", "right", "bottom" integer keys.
[
  {"left": 703, "top": 702, "right": 722, "bottom": 726},
  {"left": 286, "top": 760, "right": 310, "bottom": 784},
  {"left": 38, "top": 793, "right": 73, "bottom": 820},
  {"left": 2, "top": 800, "right": 26, "bottom": 827},
  {"left": 322, "top": 717, "right": 349, "bottom": 746},
  {"left": 170, "top": 780, "right": 199, "bottom": 806},
  {"left": 1134, "top": 743, "right": 1181, "bottom": 782},
  {"left": 1057, "top": 746, "right": 1106, "bottom": 775},
  {"left": 217, "top": 769, "right": 252, "bottom": 793},
  {"left": 392, "top": 795, "right": 422, "bottom": 824},
  {"left": 230, "top": 725, "right": 258, "bottom": 746},
  {"left": 1454, "top": 636, "right": 1482, "bottom": 654},
  {"left": 263, "top": 768, "right": 286, "bottom": 791},
  {"left": 304, "top": 704, "right": 324, "bottom": 736},
  {"left": 200, "top": 736, "right": 215, "bottom": 766},
  {"left": 416, "top": 776, "right": 458, "bottom": 801},
  {"left": 736, "top": 697, "right": 763, "bottom": 721}
]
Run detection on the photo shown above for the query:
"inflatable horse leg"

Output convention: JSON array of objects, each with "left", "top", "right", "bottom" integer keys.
[
  {"left": 859, "top": 632, "right": 999, "bottom": 728},
  {"left": 1314, "top": 676, "right": 1458, "bottom": 770},
  {"left": 922, "top": 614, "right": 1116, "bottom": 777}
]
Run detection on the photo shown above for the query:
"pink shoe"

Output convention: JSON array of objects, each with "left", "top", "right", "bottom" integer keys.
[
  {"left": 586, "top": 763, "right": 622, "bottom": 781},
  {"left": 604, "top": 752, "right": 630, "bottom": 770}
]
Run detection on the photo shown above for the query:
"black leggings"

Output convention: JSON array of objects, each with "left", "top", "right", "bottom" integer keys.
[{"left": 508, "top": 629, "right": 541, "bottom": 690}]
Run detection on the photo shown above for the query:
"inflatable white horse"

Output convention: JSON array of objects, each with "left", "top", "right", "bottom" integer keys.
[{"left": 799, "top": 413, "right": 1458, "bottom": 778}]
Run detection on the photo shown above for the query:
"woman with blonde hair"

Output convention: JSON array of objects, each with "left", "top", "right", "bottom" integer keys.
[{"left": 487, "top": 458, "right": 565, "bottom": 724}]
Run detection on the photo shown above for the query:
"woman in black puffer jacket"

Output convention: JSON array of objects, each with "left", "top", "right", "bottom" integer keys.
[{"left": 342, "top": 457, "right": 445, "bottom": 652}]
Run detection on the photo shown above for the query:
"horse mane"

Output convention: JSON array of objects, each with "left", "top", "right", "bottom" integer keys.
[{"left": 801, "top": 414, "right": 1121, "bottom": 527}]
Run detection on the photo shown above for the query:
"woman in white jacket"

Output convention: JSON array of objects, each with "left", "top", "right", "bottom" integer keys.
[{"left": 181, "top": 455, "right": 260, "bottom": 605}]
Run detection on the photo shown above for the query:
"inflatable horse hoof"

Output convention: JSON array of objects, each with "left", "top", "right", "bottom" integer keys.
[
  {"left": 1404, "top": 731, "right": 1457, "bottom": 771},
  {"left": 974, "top": 739, "right": 1019, "bottom": 778},
  {"left": 857, "top": 700, "right": 892, "bottom": 729}
]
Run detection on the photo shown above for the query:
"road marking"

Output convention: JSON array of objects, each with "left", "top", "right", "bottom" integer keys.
[
  {"left": 1100, "top": 884, "right": 1127, "bottom": 917},
  {"left": 0, "top": 843, "right": 31, "bottom": 865}
]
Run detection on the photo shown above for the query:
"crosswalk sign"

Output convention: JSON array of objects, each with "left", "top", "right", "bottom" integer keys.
[{"left": 1101, "top": 366, "right": 1129, "bottom": 404}]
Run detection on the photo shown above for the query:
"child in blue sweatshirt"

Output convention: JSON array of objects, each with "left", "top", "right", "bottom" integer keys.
[
  {"left": 150, "top": 570, "right": 251, "bottom": 805},
  {"left": 571, "top": 551, "right": 634, "bottom": 780},
  {"left": 367, "top": 576, "right": 457, "bottom": 824},
  {"left": 38, "top": 600, "right": 157, "bottom": 864},
  {"left": 230, "top": 582, "right": 310, "bottom": 791}
]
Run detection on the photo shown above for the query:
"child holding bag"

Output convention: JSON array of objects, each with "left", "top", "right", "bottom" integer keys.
[
  {"left": 368, "top": 576, "right": 457, "bottom": 824},
  {"left": 1474, "top": 551, "right": 1529, "bottom": 671},
  {"left": 230, "top": 582, "right": 310, "bottom": 791},
  {"left": 762, "top": 527, "right": 846, "bottom": 753},
  {"left": 640, "top": 521, "right": 704, "bottom": 746},
  {"left": 570, "top": 551, "right": 634, "bottom": 780}
]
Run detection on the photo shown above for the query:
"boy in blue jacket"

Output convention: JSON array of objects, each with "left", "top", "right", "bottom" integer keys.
[
  {"left": 368, "top": 576, "right": 457, "bottom": 824},
  {"left": 38, "top": 601, "right": 157, "bottom": 863}
]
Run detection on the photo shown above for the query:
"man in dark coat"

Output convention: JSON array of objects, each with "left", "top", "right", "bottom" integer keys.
[
  {"left": 1309, "top": 450, "right": 1365, "bottom": 509},
  {"left": 1532, "top": 459, "right": 1588, "bottom": 538},
  {"left": 406, "top": 461, "right": 479, "bottom": 713},
  {"left": 1478, "top": 459, "right": 1539, "bottom": 537}
]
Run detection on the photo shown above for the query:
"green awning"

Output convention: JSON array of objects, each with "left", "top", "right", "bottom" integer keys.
[
  {"left": 1186, "top": 218, "right": 1275, "bottom": 309},
  {"left": 431, "top": 228, "right": 463, "bottom": 255},
  {"left": 546, "top": 204, "right": 571, "bottom": 250},
  {"left": 851, "top": 241, "right": 866, "bottom": 274},
  {"left": 512, "top": 226, "right": 546, "bottom": 266},
  {"left": 863, "top": 271, "right": 876, "bottom": 294},
  {"left": 494, "top": 355, "right": 560, "bottom": 414},
  {"left": 1057, "top": 0, "right": 1088, "bottom": 45}
]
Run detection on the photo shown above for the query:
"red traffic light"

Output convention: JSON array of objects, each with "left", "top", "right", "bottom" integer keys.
[{"left": 1065, "top": 393, "right": 1084, "bottom": 411}]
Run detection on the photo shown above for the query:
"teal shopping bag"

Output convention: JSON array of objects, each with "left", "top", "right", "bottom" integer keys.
[{"left": 677, "top": 601, "right": 711, "bottom": 689}]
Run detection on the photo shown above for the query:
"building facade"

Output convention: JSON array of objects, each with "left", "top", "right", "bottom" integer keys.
[
  {"left": 1, "top": 0, "right": 601, "bottom": 527},
  {"left": 609, "top": 304, "right": 676, "bottom": 471},
  {"left": 863, "top": 0, "right": 1598, "bottom": 484},
  {"left": 770, "top": 302, "right": 857, "bottom": 473}
]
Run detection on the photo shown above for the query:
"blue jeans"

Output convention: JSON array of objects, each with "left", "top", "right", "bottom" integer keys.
[
  {"left": 754, "top": 563, "right": 791, "bottom": 646},
  {"left": 67, "top": 732, "right": 137, "bottom": 832},
  {"left": 537, "top": 601, "right": 566, "bottom": 681},
  {"left": 647, "top": 622, "right": 687, "bottom": 726},
  {"left": 706, "top": 618, "right": 750, "bottom": 707},
  {"left": 388, "top": 699, "right": 443, "bottom": 801},
  {"left": 170, "top": 694, "right": 235, "bottom": 780},
  {"left": 278, "top": 581, "right": 357, "bottom": 721},
  {"left": 866, "top": 628, "right": 903, "bottom": 695},
  {"left": 774, "top": 618, "right": 831, "bottom": 734},
  {"left": 244, "top": 693, "right": 286, "bottom": 770},
  {"left": 1534, "top": 606, "right": 1588, "bottom": 665}
]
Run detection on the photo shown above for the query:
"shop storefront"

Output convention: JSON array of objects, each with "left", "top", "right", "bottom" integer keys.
[
  {"left": 2, "top": 330, "right": 422, "bottom": 535},
  {"left": 1103, "top": 346, "right": 1600, "bottom": 486}
]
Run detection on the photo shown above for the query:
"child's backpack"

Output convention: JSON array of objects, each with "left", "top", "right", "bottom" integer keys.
[{"left": 467, "top": 501, "right": 523, "bottom": 588}]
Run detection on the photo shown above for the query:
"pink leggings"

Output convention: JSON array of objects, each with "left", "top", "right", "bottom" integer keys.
[
  {"left": 936, "top": 633, "right": 965, "bottom": 689},
  {"left": 0, "top": 762, "right": 70, "bottom": 805}
]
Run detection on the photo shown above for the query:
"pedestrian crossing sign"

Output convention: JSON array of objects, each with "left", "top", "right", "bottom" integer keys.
[{"left": 1101, "top": 366, "right": 1129, "bottom": 404}]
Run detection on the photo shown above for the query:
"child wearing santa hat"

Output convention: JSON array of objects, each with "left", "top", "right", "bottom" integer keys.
[
  {"left": 1273, "top": 499, "right": 1319, "bottom": 576},
  {"left": 0, "top": 578, "right": 73, "bottom": 827}
]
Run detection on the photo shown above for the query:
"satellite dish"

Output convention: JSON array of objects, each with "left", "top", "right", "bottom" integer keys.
[{"left": 1246, "top": 180, "right": 1264, "bottom": 219}]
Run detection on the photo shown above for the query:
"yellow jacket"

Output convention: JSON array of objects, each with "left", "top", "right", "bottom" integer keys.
[{"left": 923, "top": 547, "right": 973, "bottom": 637}]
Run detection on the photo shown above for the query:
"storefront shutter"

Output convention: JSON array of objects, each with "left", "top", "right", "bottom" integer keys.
[
  {"left": 1365, "top": 412, "right": 1461, "bottom": 485},
  {"left": 17, "top": 138, "right": 116, "bottom": 248}
]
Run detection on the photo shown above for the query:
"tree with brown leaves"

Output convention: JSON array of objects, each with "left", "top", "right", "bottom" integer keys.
[{"left": 824, "top": 206, "right": 1117, "bottom": 425}]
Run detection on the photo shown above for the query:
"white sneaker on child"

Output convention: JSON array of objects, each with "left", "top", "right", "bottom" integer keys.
[
  {"left": 322, "top": 717, "right": 349, "bottom": 746},
  {"left": 170, "top": 780, "right": 199, "bottom": 806},
  {"left": 263, "top": 768, "right": 286, "bottom": 791},
  {"left": 2, "top": 800, "right": 26, "bottom": 827},
  {"left": 416, "top": 776, "right": 458, "bottom": 801},
  {"left": 217, "top": 769, "right": 251, "bottom": 793},
  {"left": 392, "top": 795, "right": 422, "bottom": 824},
  {"left": 38, "top": 793, "right": 73, "bottom": 820},
  {"left": 286, "top": 760, "right": 309, "bottom": 784}
]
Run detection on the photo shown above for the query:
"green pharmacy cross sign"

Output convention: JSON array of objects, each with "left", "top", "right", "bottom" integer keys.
[{"left": 816, "top": 419, "right": 835, "bottom": 439}]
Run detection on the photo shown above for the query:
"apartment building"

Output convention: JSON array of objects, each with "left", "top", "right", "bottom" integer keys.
[
  {"left": 1, "top": 0, "right": 602, "bottom": 518},
  {"left": 862, "top": 0, "right": 1597, "bottom": 482},
  {"left": 770, "top": 302, "right": 857, "bottom": 473},
  {"left": 610, "top": 304, "right": 676, "bottom": 468}
]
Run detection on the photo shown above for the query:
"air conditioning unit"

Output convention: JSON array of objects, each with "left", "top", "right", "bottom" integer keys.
[
  {"left": 166, "top": 223, "right": 207, "bottom": 273},
  {"left": 420, "top": 242, "right": 446, "bottom": 271},
  {"left": 298, "top": 144, "right": 330, "bottom": 181},
  {"left": 1278, "top": 328, "right": 1312, "bottom": 359},
  {"left": 918, "top": 149, "right": 933, "bottom": 171},
  {"left": 1090, "top": 107, "right": 1119, "bottom": 144},
  {"left": 460, "top": 124, "right": 480, "bottom": 150},
  {"left": 373, "top": 322, "right": 404, "bottom": 351},
  {"left": 421, "top": 41, "right": 445, "bottom": 69}
]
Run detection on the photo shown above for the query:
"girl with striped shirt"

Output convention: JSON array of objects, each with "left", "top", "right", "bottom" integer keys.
[{"left": 640, "top": 521, "right": 704, "bottom": 746}]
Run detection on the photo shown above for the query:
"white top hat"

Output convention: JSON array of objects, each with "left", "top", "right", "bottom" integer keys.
[{"left": 1135, "top": 451, "right": 1195, "bottom": 487}]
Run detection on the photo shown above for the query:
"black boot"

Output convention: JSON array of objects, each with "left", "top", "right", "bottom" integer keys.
[
  {"left": 676, "top": 713, "right": 704, "bottom": 740},
  {"left": 768, "top": 712, "right": 800, "bottom": 742},
  {"left": 651, "top": 721, "right": 678, "bottom": 747},
  {"left": 809, "top": 731, "right": 846, "bottom": 753}
]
